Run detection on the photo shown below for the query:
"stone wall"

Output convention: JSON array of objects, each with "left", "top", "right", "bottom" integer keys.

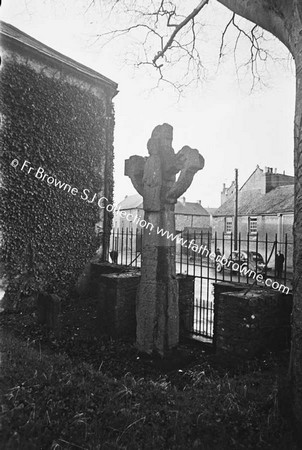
[
  {"left": 214, "top": 283, "right": 292, "bottom": 359},
  {"left": 97, "top": 273, "right": 140, "bottom": 338},
  {"left": 178, "top": 275, "right": 195, "bottom": 338},
  {"left": 94, "top": 267, "right": 195, "bottom": 340},
  {"left": 213, "top": 281, "right": 252, "bottom": 351},
  {"left": 175, "top": 214, "right": 210, "bottom": 231}
]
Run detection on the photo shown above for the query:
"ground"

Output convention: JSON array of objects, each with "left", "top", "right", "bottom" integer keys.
[{"left": 0, "top": 297, "right": 298, "bottom": 449}]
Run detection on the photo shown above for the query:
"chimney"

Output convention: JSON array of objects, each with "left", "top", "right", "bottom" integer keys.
[
  {"left": 125, "top": 195, "right": 128, "bottom": 198},
  {"left": 283, "top": 170, "right": 285, "bottom": 175},
  {"left": 274, "top": 168, "right": 277, "bottom": 174},
  {"left": 223, "top": 183, "right": 226, "bottom": 190},
  {"left": 197, "top": 200, "right": 201, "bottom": 205},
  {"left": 182, "top": 196, "right": 186, "bottom": 205},
  {"left": 265, "top": 166, "right": 268, "bottom": 173}
]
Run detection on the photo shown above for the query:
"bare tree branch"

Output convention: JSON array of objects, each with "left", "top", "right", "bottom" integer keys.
[
  {"left": 152, "top": 0, "right": 209, "bottom": 66},
  {"left": 92, "top": 1, "right": 290, "bottom": 92},
  {"left": 219, "top": 13, "right": 235, "bottom": 59},
  {"left": 217, "top": 11, "right": 273, "bottom": 90}
]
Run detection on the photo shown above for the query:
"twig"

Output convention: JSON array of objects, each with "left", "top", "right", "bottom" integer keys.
[{"left": 152, "top": 0, "right": 209, "bottom": 66}]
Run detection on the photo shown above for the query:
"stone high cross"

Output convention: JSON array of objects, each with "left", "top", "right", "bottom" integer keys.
[{"left": 125, "top": 123, "right": 204, "bottom": 356}]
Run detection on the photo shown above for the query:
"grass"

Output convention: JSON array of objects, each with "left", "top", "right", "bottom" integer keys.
[{"left": 0, "top": 320, "right": 296, "bottom": 450}]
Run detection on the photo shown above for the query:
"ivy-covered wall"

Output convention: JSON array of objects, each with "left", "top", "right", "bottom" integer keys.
[{"left": 0, "top": 57, "right": 115, "bottom": 302}]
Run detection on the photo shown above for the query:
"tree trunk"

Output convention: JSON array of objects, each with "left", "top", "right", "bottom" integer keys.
[
  {"left": 217, "top": 0, "right": 302, "bottom": 430},
  {"left": 290, "top": 52, "right": 302, "bottom": 429},
  {"left": 217, "top": 0, "right": 291, "bottom": 51}
]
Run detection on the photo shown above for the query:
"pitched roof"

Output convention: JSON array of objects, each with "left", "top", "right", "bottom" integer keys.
[
  {"left": 118, "top": 194, "right": 143, "bottom": 210},
  {"left": 0, "top": 21, "right": 118, "bottom": 90},
  {"left": 252, "top": 184, "right": 294, "bottom": 215},
  {"left": 118, "top": 194, "right": 209, "bottom": 216},
  {"left": 205, "top": 207, "right": 219, "bottom": 216},
  {"left": 213, "top": 185, "right": 294, "bottom": 217},
  {"left": 175, "top": 201, "right": 209, "bottom": 216}
]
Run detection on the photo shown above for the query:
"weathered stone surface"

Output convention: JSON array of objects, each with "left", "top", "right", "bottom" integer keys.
[
  {"left": 97, "top": 272, "right": 140, "bottom": 338},
  {"left": 178, "top": 275, "right": 195, "bottom": 337},
  {"left": 125, "top": 124, "right": 204, "bottom": 355},
  {"left": 95, "top": 271, "right": 194, "bottom": 341},
  {"left": 214, "top": 286, "right": 293, "bottom": 360},
  {"left": 213, "top": 281, "right": 252, "bottom": 351},
  {"left": 124, "top": 155, "right": 145, "bottom": 198},
  {"left": 167, "top": 146, "right": 205, "bottom": 202},
  {"left": 76, "top": 258, "right": 128, "bottom": 300}
]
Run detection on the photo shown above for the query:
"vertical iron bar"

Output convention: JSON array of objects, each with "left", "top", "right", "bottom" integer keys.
[
  {"left": 274, "top": 233, "right": 278, "bottom": 280},
  {"left": 121, "top": 228, "right": 124, "bottom": 265},
  {"left": 135, "top": 229, "right": 138, "bottom": 267},
  {"left": 222, "top": 232, "right": 225, "bottom": 282},
  {"left": 205, "top": 231, "right": 210, "bottom": 336},
  {"left": 256, "top": 232, "right": 259, "bottom": 280},
  {"left": 186, "top": 230, "right": 189, "bottom": 274},
  {"left": 116, "top": 229, "right": 120, "bottom": 264},
  {"left": 265, "top": 233, "right": 268, "bottom": 281},
  {"left": 199, "top": 230, "right": 203, "bottom": 336},
  {"left": 125, "top": 228, "right": 128, "bottom": 265},
  {"left": 230, "top": 232, "right": 233, "bottom": 283},
  {"left": 284, "top": 233, "right": 288, "bottom": 286},
  {"left": 180, "top": 231, "right": 183, "bottom": 274},
  {"left": 193, "top": 230, "right": 196, "bottom": 278},
  {"left": 234, "top": 168, "right": 238, "bottom": 251},
  {"left": 214, "top": 231, "right": 217, "bottom": 282},
  {"left": 130, "top": 229, "right": 133, "bottom": 265},
  {"left": 111, "top": 229, "right": 115, "bottom": 260},
  {"left": 238, "top": 232, "right": 241, "bottom": 282},
  {"left": 247, "top": 232, "right": 250, "bottom": 284}
]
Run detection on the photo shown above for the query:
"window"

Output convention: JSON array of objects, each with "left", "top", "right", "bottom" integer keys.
[
  {"left": 249, "top": 217, "right": 258, "bottom": 233},
  {"left": 225, "top": 217, "right": 233, "bottom": 233}
]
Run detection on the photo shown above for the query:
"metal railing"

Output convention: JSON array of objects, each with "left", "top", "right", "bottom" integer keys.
[{"left": 107, "top": 229, "right": 293, "bottom": 340}]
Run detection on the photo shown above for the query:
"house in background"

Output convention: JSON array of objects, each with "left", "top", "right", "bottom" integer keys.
[
  {"left": 213, "top": 166, "right": 294, "bottom": 264},
  {"left": 220, "top": 165, "right": 294, "bottom": 206},
  {"left": 113, "top": 194, "right": 210, "bottom": 233},
  {"left": 112, "top": 194, "right": 144, "bottom": 232},
  {"left": 213, "top": 185, "right": 293, "bottom": 240},
  {"left": 175, "top": 197, "right": 210, "bottom": 233},
  {"left": 112, "top": 194, "right": 211, "bottom": 257},
  {"left": 221, "top": 180, "right": 236, "bottom": 205}
]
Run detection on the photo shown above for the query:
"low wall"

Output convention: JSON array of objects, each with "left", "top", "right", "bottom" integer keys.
[
  {"left": 178, "top": 274, "right": 195, "bottom": 338},
  {"left": 214, "top": 283, "right": 292, "bottom": 359},
  {"left": 96, "top": 272, "right": 140, "bottom": 338},
  {"left": 93, "top": 265, "right": 194, "bottom": 339},
  {"left": 213, "top": 282, "right": 253, "bottom": 351}
]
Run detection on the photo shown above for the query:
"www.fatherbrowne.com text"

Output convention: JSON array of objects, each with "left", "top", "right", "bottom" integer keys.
[{"left": 12, "top": 159, "right": 290, "bottom": 295}]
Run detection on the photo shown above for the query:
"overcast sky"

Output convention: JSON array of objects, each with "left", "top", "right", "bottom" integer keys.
[{"left": 1, "top": 0, "right": 296, "bottom": 207}]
